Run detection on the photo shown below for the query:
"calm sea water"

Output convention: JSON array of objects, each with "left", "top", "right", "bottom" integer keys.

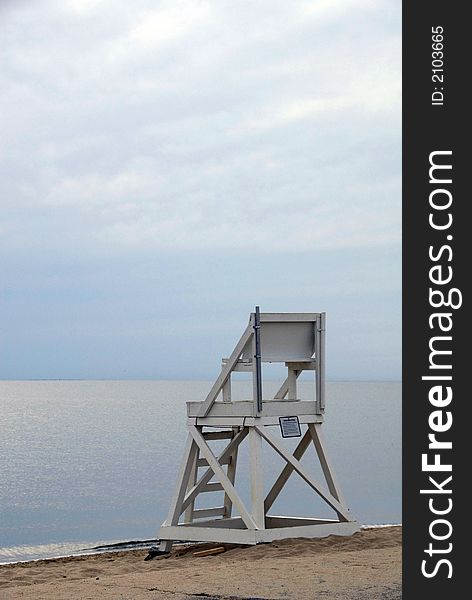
[{"left": 0, "top": 380, "right": 401, "bottom": 563}]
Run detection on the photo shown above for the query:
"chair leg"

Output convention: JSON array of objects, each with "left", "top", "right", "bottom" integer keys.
[
  {"left": 158, "top": 433, "right": 198, "bottom": 552},
  {"left": 308, "top": 423, "right": 350, "bottom": 521},
  {"left": 249, "top": 427, "right": 265, "bottom": 528},
  {"left": 223, "top": 427, "right": 239, "bottom": 517}
]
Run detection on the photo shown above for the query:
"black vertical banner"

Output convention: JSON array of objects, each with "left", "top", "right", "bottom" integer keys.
[{"left": 403, "top": 2, "right": 467, "bottom": 598}]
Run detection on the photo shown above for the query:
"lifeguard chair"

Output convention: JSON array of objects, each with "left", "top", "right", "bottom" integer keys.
[{"left": 157, "top": 309, "right": 359, "bottom": 551}]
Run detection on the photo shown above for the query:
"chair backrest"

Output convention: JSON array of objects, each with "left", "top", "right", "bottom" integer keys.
[
  {"left": 197, "top": 311, "right": 325, "bottom": 419},
  {"left": 242, "top": 320, "right": 315, "bottom": 363}
]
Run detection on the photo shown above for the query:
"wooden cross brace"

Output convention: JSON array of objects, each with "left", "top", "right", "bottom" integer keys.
[{"left": 161, "top": 422, "right": 351, "bottom": 548}]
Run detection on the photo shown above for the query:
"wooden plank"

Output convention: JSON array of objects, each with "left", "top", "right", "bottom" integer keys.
[
  {"left": 285, "top": 360, "right": 317, "bottom": 371},
  {"left": 222, "top": 383, "right": 231, "bottom": 403},
  {"left": 188, "top": 401, "right": 317, "bottom": 418},
  {"left": 193, "top": 546, "right": 226, "bottom": 557},
  {"left": 192, "top": 417, "right": 246, "bottom": 427},
  {"left": 198, "top": 324, "right": 253, "bottom": 417},
  {"left": 181, "top": 429, "right": 248, "bottom": 512},
  {"left": 162, "top": 434, "right": 198, "bottom": 526},
  {"left": 255, "top": 426, "right": 351, "bottom": 521},
  {"left": 259, "top": 313, "right": 320, "bottom": 322},
  {"left": 201, "top": 482, "right": 224, "bottom": 493},
  {"left": 192, "top": 507, "right": 226, "bottom": 519},
  {"left": 192, "top": 414, "right": 323, "bottom": 427},
  {"left": 266, "top": 516, "right": 338, "bottom": 527},
  {"left": 264, "top": 397, "right": 299, "bottom": 402},
  {"left": 222, "top": 376, "right": 231, "bottom": 403},
  {"left": 161, "top": 434, "right": 198, "bottom": 528},
  {"left": 184, "top": 447, "right": 198, "bottom": 523},
  {"left": 245, "top": 414, "right": 323, "bottom": 427},
  {"left": 249, "top": 427, "right": 265, "bottom": 528},
  {"left": 180, "top": 516, "right": 245, "bottom": 529},
  {"left": 264, "top": 429, "right": 312, "bottom": 512},
  {"left": 197, "top": 456, "right": 231, "bottom": 468},
  {"left": 224, "top": 427, "right": 239, "bottom": 518},
  {"left": 159, "top": 524, "right": 257, "bottom": 545},
  {"left": 189, "top": 426, "right": 258, "bottom": 530}
]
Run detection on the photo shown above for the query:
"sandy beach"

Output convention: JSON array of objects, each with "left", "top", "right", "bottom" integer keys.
[{"left": 0, "top": 526, "right": 401, "bottom": 599}]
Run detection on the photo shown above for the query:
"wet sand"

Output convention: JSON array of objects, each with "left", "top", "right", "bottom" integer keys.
[{"left": 0, "top": 526, "right": 402, "bottom": 599}]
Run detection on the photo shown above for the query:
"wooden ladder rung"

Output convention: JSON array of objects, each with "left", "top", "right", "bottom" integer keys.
[
  {"left": 192, "top": 506, "right": 226, "bottom": 519},
  {"left": 196, "top": 456, "right": 231, "bottom": 468},
  {"left": 201, "top": 482, "right": 224, "bottom": 493}
]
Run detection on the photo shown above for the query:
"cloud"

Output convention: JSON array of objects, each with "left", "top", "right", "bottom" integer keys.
[
  {"left": 0, "top": 0, "right": 400, "bottom": 255},
  {"left": 128, "top": 2, "right": 212, "bottom": 47},
  {"left": 0, "top": 1, "right": 401, "bottom": 379}
]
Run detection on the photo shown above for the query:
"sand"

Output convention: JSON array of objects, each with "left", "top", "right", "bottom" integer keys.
[{"left": 0, "top": 526, "right": 401, "bottom": 599}]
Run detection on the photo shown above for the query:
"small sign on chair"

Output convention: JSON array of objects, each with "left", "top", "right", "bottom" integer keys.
[{"left": 279, "top": 416, "right": 301, "bottom": 438}]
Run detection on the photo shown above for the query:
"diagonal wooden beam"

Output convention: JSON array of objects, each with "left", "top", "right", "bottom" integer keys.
[
  {"left": 162, "top": 434, "right": 199, "bottom": 527},
  {"left": 309, "top": 423, "right": 348, "bottom": 519},
  {"left": 198, "top": 324, "right": 253, "bottom": 417},
  {"left": 183, "top": 447, "right": 198, "bottom": 523},
  {"left": 223, "top": 427, "right": 240, "bottom": 517},
  {"left": 273, "top": 370, "right": 301, "bottom": 399},
  {"left": 264, "top": 428, "right": 312, "bottom": 512},
  {"left": 188, "top": 426, "right": 258, "bottom": 530},
  {"left": 255, "top": 425, "right": 352, "bottom": 521},
  {"left": 181, "top": 428, "right": 248, "bottom": 512}
]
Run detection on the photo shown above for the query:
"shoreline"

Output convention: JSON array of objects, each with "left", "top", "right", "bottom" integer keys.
[
  {"left": 1, "top": 525, "right": 402, "bottom": 599},
  {"left": 0, "top": 524, "right": 402, "bottom": 566}
]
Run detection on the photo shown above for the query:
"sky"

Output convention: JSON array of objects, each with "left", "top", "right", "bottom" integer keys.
[{"left": 0, "top": 0, "right": 401, "bottom": 381}]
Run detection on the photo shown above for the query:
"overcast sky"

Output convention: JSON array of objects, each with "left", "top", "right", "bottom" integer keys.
[{"left": 1, "top": 0, "right": 401, "bottom": 380}]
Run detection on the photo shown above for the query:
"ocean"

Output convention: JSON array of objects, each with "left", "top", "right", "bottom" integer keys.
[{"left": 0, "top": 380, "right": 401, "bottom": 563}]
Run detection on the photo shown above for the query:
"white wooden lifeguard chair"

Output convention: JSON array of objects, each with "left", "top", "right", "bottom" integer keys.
[{"left": 157, "top": 309, "right": 359, "bottom": 552}]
